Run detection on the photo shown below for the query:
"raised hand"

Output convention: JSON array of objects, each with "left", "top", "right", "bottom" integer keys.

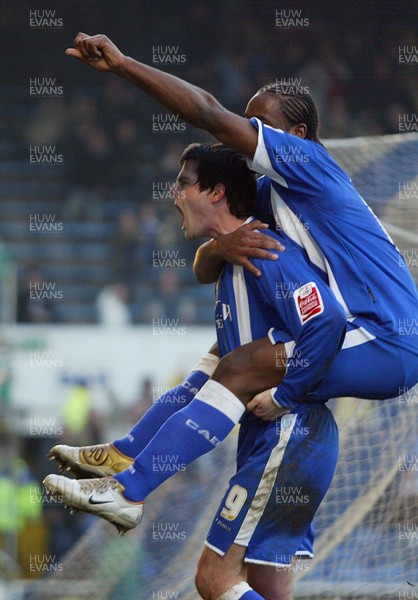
[{"left": 65, "top": 33, "right": 126, "bottom": 72}]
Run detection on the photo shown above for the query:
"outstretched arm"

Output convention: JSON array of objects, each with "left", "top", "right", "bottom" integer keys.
[
  {"left": 66, "top": 33, "right": 258, "bottom": 158},
  {"left": 193, "top": 221, "right": 284, "bottom": 282}
]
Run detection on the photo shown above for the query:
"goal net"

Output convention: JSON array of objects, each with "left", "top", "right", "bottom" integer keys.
[{"left": 18, "top": 132, "right": 418, "bottom": 600}]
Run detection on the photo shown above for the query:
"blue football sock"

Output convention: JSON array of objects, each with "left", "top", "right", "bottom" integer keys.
[
  {"left": 115, "top": 380, "right": 244, "bottom": 501},
  {"left": 218, "top": 582, "right": 265, "bottom": 599},
  {"left": 113, "top": 354, "right": 218, "bottom": 457},
  {"left": 241, "top": 591, "right": 265, "bottom": 599}
]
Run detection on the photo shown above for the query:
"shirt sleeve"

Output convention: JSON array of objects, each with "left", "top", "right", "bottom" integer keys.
[
  {"left": 247, "top": 118, "right": 325, "bottom": 198},
  {"left": 253, "top": 251, "right": 347, "bottom": 410}
]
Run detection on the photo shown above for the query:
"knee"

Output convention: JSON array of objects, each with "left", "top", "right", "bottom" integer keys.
[
  {"left": 214, "top": 352, "right": 242, "bottom": 382},
  {"left": 195, "top": 560, "right": 227, "bottom": 600},
  {"left": 195, "top": 564, "right": 215, "bottom": 600},
  {"left": 213, "top": 341, "right": 282, "bottom": 401}
]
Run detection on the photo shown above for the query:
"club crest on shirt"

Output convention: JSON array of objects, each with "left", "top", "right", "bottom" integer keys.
[{"left": 293, "top": 282, "right": 324, "bottom": 325}]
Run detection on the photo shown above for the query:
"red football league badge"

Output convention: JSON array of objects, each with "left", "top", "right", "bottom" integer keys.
[{"left": 293, "top": 282, "right": 324, "bottom": 325}]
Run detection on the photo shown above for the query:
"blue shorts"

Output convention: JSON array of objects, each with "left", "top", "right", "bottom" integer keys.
[{"left": 205, "top": 403, "right": 338, "bottom": 567}]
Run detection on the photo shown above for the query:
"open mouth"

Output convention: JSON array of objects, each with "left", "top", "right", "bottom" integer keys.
[{"left": 174, "top": 204, "right": 185, "bottom": 230}]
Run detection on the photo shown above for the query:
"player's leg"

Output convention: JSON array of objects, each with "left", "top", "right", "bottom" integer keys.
[
  {"left": 213, "top": 337, "right": 287, "bottom": 403},
  {"left": 43, "top": 338, "right": 288, "bottom": 523},
  {"left": 47, "top": 335, "right": 286, "bottom": 484},
  {"left": 201, "top": 407, "right": 336, "bottom": 600},
  {"left": 48, "top": 335, "right": 285, "bottom": 480},
  {"left": 246, "top": 525, "right": 314, "bottom": 600},
  {"left": 48, "top": 348, "right": 219, "bottom": 477},
  {"left": 113, "top": 349, "right": 219, "bottom": 455},
  {"left": 110, "top": 337, "right": 287, "bottom": 500},
  {"left": 195, "top": 544, "right": 265, "bottom": 600},
  {"left": 43, "top": 373, "right": 247, "bottom": 526},
  {"left": 246, "top": 564, "right": 293, "bottom": 600}
]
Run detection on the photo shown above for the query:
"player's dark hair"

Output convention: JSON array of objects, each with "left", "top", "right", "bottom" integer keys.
[
  {"left": 257, "top": 82, "right": 321, "bottom": 143},
  {"left": 180, "top": 143, "right": 256, "bottom": 219}
]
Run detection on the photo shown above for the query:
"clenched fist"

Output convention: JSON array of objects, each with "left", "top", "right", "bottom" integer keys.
[{"left": 66, "top": 33, "right": 126, "bottom": 72}]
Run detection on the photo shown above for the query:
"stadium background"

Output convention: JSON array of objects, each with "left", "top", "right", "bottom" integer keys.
[{"left": 0, "top": 1, "right": 417, "bottom": 599}]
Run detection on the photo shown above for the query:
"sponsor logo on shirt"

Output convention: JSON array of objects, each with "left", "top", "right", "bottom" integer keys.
[{"left": 293, "top": 282, "right": 324, "bottom": 325}]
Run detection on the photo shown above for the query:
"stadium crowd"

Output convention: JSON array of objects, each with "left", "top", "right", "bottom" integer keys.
[{"left": 0, "top": 0, "right": 417, "bottom": 325}]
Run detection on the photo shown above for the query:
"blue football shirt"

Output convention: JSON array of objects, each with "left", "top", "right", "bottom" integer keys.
[
  {"left": 215, "top": 223, "right": 347, "bottom": 412},
  {"left": 248, "top": 118, "right": 418, "bottom": 353}
]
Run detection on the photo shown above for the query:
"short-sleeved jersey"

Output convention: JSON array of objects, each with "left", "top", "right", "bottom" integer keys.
[
  {"left": 215, "top": 222, "right": 347, "bottom": 414},
  {"left": 248, "top": 118, "right": 418, "bottom": 353}
]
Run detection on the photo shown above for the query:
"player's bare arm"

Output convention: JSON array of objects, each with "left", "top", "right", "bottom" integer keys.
[
  {"left": 66, "top": 33, "right": 258, "bottom": 157},
  {"left": 194, "top": 220, "right": 284, "bottom": 282},
  {"left": 67, "top": 35, "right": 285, "bottom": 280}
]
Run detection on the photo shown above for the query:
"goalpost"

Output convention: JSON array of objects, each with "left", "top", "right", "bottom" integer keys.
[{"left": 21, "top": 131, "right": 418, "bottom": 600}]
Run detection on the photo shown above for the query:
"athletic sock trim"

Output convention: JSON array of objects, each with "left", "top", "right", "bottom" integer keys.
[
  {"left": 191, "top": 352, "right": 220, "bottom": 376},
  {"left": 195, "top": 379, "right": 244, "bottom": 423},
  {"left": 217, "top": 582, "right": 252, "bottom": 600}
]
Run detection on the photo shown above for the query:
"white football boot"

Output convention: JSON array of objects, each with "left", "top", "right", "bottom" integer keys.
[{"left": 43, "top": 474, "right": 143, "bottom": 534}]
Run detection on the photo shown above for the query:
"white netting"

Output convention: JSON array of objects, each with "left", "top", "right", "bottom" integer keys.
[
  {"left": 294, "top": 394, "right": 418, "bottom": 599},
  {"left": 18, "top": 132, "right": 418, "bottom": 600}
]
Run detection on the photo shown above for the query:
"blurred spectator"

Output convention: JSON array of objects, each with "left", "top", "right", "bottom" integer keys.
[
  {"left": 64, "top": 123, "right": 112, "bottom": 222},
  {"left": 25, "top": 98, "right": 68, "bottom": 146},
  {"left": 298, "top": 57, "right": 332, "bottom": 118},
  {"left": 61, "top": 379, "right": 103, "bottom": 445},
  {"left": 68, "top": 92, "right": 98, "bottom": 128},
  {"left": 101, "top": 79, "right": 139, "bottom": 127},
  {"left": 113, "top": 210, "right": 140, "bottom": 288},
  {"left": 143, "top": 270, "right": 197, "bottom": 323},
  {"left": 138, "top": 203, "right": 161, "bottom": 269},
  {"left": 110, "top": 118, "right": 141, "bottom": 185},
  {"left": 158, "top": 141, "right": 186, "bottom": 178},
  {"left": 0, "top": 454, "right": 45, "bottom": 578},
  {"left": 126, "top": 377, "right": 154, "bottom": 425},
  {"left": 0, "top": 339, "right": 12, "bottom": 412},
  {"left": 325, "top": 98, "right": 352, "bottom": 138},
  {"left": 17, "top": 268, "right": 57, "bottom": 323},
  {"left": 96, "top": 283, "right": 131, "bottom": 325},
  {"left": 157, "top": 213, "right": 183, "bottom": 251},
  {"left": 61, "top": 379, "right": 93, "bottom": 442}
]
